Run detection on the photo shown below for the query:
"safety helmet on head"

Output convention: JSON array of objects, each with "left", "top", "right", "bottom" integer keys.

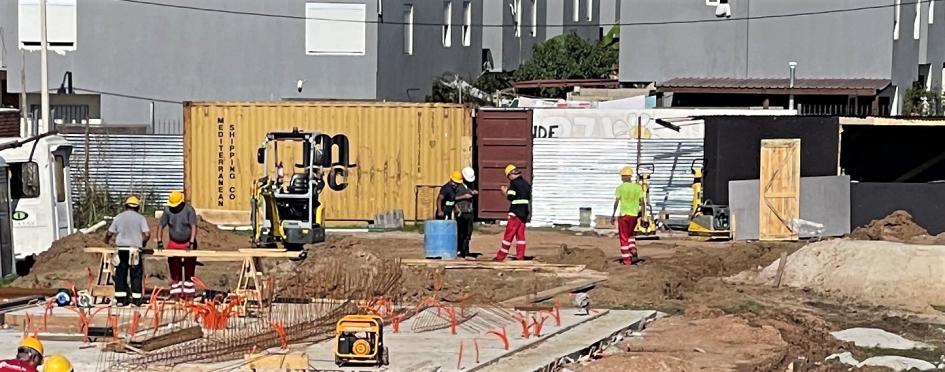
[
  {"left": 504, "top": 164, "right": 518, "bottom": 176},
  {"left": 619, "top": 166, "right": 634, "bottom": 177},
  {"left": 19, "top": 336, "right": 43, "bottom": 355},
  {"left": 125, "top": 195, "right": 141, "bottom": 208},
  {"left": 450, "top": 171, "right": 463, "bottom": 183},
  {"left": 166, "top": 191, "right": 185, "bottom": 207},
  {"left": 43, "top": 355, "right": 72, "bottom": 372},
  {"left": 461, "top": 167, "right": 476, "bottom": 183}
]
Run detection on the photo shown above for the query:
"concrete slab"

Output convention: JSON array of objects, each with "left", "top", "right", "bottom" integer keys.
[{"left": 474, "top": 310, "right": 658, "bottom": 372}]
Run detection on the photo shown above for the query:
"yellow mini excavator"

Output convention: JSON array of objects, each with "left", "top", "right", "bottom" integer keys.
[
  {"left": 250, "top": 129, "right": 355, "bottom": 250},
  {"left": 687, "top": 159, "right": 732, "bottom": 240}
]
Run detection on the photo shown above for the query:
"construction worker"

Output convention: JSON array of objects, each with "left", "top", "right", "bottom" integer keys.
[
  {"left": 157, "top": 191, "right": 198, "bottom": 301},
  {"left": 495, "top": 164, "right": 531, "bottom": 261},
  {"left": 105, "top": 196, "right": 151, "bottom": 307},
  {"left": 42, "top": 355, "right": 71, "bottom": 372},
  {"left": 435, "top": 171, "right": 462, "bottom": 220},
  {"left": 454, "top": 168, "right": 477, "bottom": 259},
  {"left": 611, "top": 166, "right": 644, "bottom": 265},
  {"left": 0, "top": 337, "right": 43, "bottom": 372}
]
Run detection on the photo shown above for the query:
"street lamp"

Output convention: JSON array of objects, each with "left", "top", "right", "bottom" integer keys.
[{"left": 788, "top": 61, "right": 798, "bottom": 110}]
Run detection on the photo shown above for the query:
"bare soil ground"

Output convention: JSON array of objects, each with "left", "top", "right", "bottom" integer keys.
[{"left": 15, "top": 212, "right": 945, "bottom": 371}]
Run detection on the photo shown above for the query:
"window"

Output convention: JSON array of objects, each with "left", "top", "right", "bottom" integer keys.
[
  {"left": 530, "top": 0, "right": 538, "bottom": 37},
  {"left": 930, "top": 0, "right": 935, "bottom": 24},
  {"left": 305, "top": 2, "right": 366, "bottom": 55},
  {"left": 54, "top": 155, "right": 65, "bottom": 203},
  {"left": 587, "top": 0, "right": 593, "bottom": 21},
  {"left": 403, "top": 4, "right": 414, "bottom": 55},
  {"left": 513, "top": 0, "right": 522, "bottom": 38},
  {"left": 18, "top": 0, "right": 77, "bottom": 51},
  {"left": 463, "top": 1, "right": 472, "bottom": 46},
  {"left": 9, "top": 162, "right": 40, "bottom": 199},
  {"left": 443, "top": 1, "right": 453, "bottom": 47},
  {"left": 894, "top": 0, "right": 901, "bottom": 40},
  {"left": 706, "top": 0, "right": 720, "bottom": 5},
  {"left": 915, "top": 0, "right": 922, "bottom": 39},
  {"left": 573, "top": 0, "right": 580, "bottom": 22}
]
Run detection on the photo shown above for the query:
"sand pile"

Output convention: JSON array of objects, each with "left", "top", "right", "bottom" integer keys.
[
  {"left": 849, "top": 210, "right": 945, "bottom": 245},
  {"left": 730, "top": 239, "right": 945, "bottom": 312}
]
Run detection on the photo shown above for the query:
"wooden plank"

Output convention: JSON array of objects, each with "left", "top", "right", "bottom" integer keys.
[
  {"left": 759, "top": 139, "right": 801, "bottom": 241},
  {"left": 244, "top": 352, "right": 310, "bottom": 369},
  {"left": 131, "top": 326, "right": 203, "bottom": 352},
  {"left": 400, "top": 259, "right": 586, "bottom": 272},
  {"left": 774, "top": 252, "right": 788, "bottom": 288},
  {"left": 152, "top": 249, "right": 300, "bottom": 259},
  {"left": 500, "top": 277, "right": 607, "bottom": 306}
]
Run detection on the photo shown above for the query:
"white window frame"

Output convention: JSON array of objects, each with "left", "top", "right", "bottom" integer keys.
[
  {"left": 894, "top": 0, "right": 901, "bottom": 40},
  {"left": 305, "top": 2, "right": 367, "bottom": 56},
  {"left": 530, "top": 0, "right": 538, "bottom": 37},
  {"left": 443, "top": 1, "right": 453, "bottom": 47},
  {"left": 930, "top": 0, "right": 935, "bottom": 24},
  {"left": 462, "top": 1, "right": 472, "bottom": 46},
  {"left": 18, "top": 0, "right": 77, "bottom": 51},
  {"left": 513, "top": 0, "right": 522, "bottom": 38},
  {"left": 404, "top": 4, "right": 414, "bottom": 55},
  {"left": 586, "top": 0, "right": 593, "bottom": 21},
  {"left": 573, "top": 0, "right": 580, "bottom": 22},
  {"left": 915, "top": 0, "right": 922, "bottom": 40}
]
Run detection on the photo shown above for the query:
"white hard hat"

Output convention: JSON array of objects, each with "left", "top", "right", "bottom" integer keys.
[{"left": 461, "top": 167, "right": 476, "bottom": 182}]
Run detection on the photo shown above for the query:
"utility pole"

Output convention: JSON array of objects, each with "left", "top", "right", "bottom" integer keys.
[{"left": 39, "top": 0, "right": 50, "bottom": 135}]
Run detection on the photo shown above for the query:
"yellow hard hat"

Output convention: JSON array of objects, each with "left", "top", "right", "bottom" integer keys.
[
  {"left": 43, "top": 355, "right": 72, "bottom": 372},
  {"left": 166, "top": 191, "right": 185, "bottom": 207},
  {"left": 125, "top": 195, "right": 141, "bottom": 207},
  {"left": 620, "top": 166, "right": 634, "bottom": 177},
  {"left": 19, "top": 336, "right": 43, "bottom": 355},
  {"left": 450, "top": 171, "right": 463, "bottom": 183},
  {"left": 504, "top": 164, "right": 518, "bottom": 176}
]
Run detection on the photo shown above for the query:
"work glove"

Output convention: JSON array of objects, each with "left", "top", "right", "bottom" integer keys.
[{"left": 157, "top": 241, "right": 164, "bottom": 249}]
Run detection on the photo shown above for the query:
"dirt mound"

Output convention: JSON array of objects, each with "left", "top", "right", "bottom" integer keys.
[
  {"left": 548, "top": 244, "right": 609, "bottom": 271},
  {"left": 849, "top": 210, "right": 931, "bottom": 243}
]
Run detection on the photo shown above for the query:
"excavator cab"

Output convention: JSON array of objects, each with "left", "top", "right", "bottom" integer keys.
[{"left": 251, "top": 129, "right": 355, "bottom": 250}]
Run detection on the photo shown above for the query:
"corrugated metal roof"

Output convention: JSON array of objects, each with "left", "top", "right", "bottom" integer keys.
[
  {"left": 659, "top": 78, "right": 890, "bottom": 91},
  {"left": 532, "top": 138, "right": 703, "bottom": 227},
  {"left": 64, "top": 134, "right": 183, "bottom": 206}
]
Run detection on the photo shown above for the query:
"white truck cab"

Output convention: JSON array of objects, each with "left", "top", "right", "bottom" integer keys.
[{"left": 0, "top": 135, "right": 74, "bottom": 261}]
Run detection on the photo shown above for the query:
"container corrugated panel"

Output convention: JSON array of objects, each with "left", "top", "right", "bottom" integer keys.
[
  {"left": 532, "top": 138, "right": 703, "bottom": 226},
  {"left": 63, "top": 133, "right": 184, "bottom": 205},
  {"left": 184, "top": 101, "right": 472, "bottom": 222}
]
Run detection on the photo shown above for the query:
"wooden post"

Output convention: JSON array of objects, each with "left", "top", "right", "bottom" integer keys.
[{"left": 774, "top": 251, "right": 788, "bottom": 287}]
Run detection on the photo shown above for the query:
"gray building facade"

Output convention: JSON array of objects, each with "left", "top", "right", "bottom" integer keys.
[
  {"left": 0, "top": 0, "right": 484, "bottom": 126},
  {"left": 620, "top": 0, "right": 938, "bottom": 114}
]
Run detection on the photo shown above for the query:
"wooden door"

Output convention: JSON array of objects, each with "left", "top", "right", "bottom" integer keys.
[{"left": 759, "top": 139, "right": 801, "bottom": 241}]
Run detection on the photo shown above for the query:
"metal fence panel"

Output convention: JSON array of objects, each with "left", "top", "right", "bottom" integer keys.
[
  {"left": 63, "top": 134, "right": 184, "bottom": 206},
  {"left": 532, "top": 138, "right": 703, "bottom": 227}
]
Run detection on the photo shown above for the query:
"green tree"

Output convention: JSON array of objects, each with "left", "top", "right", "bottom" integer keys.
[
  {"left": 513, "top": 32, "right": 618, "bottom": 98},
  {"left": 902, "top": 81, "right": 943, "bottom": 116}
]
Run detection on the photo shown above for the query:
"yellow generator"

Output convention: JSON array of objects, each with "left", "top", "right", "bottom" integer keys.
[
  {"left": 687, "top": 159, "right": 732, "bottom": 239},
  {"left": 334, "top": 315, "right": 389, "bottom": 367},
  {"left": 634, "top": 163, "right": 659, "bottom": 239}
]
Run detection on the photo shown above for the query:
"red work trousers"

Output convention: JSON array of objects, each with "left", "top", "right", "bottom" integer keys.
[
  {"left": 166, "top": 240, "right": 196, "bottom": 296},
  {"left": 495, "top": 214, "right": 527, "bottom": 260},
  {"left": 617, "top": 216, "right": 639, "bottom": 265}
]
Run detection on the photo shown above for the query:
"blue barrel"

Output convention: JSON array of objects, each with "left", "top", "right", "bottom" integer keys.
[{"left": 424, "top": 220, "right": 458, "bottom": 259}]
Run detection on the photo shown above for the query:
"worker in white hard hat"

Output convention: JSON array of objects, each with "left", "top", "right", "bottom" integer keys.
[
  {"left": 454, "top": 167, "right": 478, "bottom": 259},
  {"left": 611, "top": 167, "right": 644, "bottom": 265},
  {"left": 105, "top": 196, "right": 151, "bottom": 307}
]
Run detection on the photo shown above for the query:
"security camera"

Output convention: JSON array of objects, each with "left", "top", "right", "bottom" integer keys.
[
  {"left": 297, "top": 80, "right": 305, "bottom": 93},
  {"left": 715, "top": 0, "right": 731, "bottom": 18}
]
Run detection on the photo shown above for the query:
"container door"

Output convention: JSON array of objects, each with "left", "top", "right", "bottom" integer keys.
[
  {"left": 52, "top": 151, "right": 73, "bottom": 239},
  {"left": 474, "top": 110, "right": 533, "bottom": 220}
]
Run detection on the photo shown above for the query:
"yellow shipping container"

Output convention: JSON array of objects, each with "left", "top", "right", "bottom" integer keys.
[{"left": 183, "top": 101, "right": 472, "bottom": 224}]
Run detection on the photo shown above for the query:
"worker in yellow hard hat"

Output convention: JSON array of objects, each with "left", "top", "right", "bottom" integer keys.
[
  {"left": 435, "top": 171, "right": 465, "bottom": 220},
  {"left": 105, "top": 195, "right": 151, "bottom": 307},
  {"left": 495, "top": 164, "right": 531, "bottom": 261},
  {"left": 611, "top": 166, "right": 644, "bottom": 266},
  {"left": 157, "top": 191, "right": 199, "bottom": 301},
  {"left": 0, "top": 336, "right": 43, "bottom": 371},
  {"left": 42, "top": 355, "right": 71, "bottom": 372}
]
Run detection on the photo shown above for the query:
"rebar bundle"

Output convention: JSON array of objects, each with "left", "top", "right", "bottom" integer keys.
[{"left": 100, "top": 258, "right": 403, "bottom": 371}]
